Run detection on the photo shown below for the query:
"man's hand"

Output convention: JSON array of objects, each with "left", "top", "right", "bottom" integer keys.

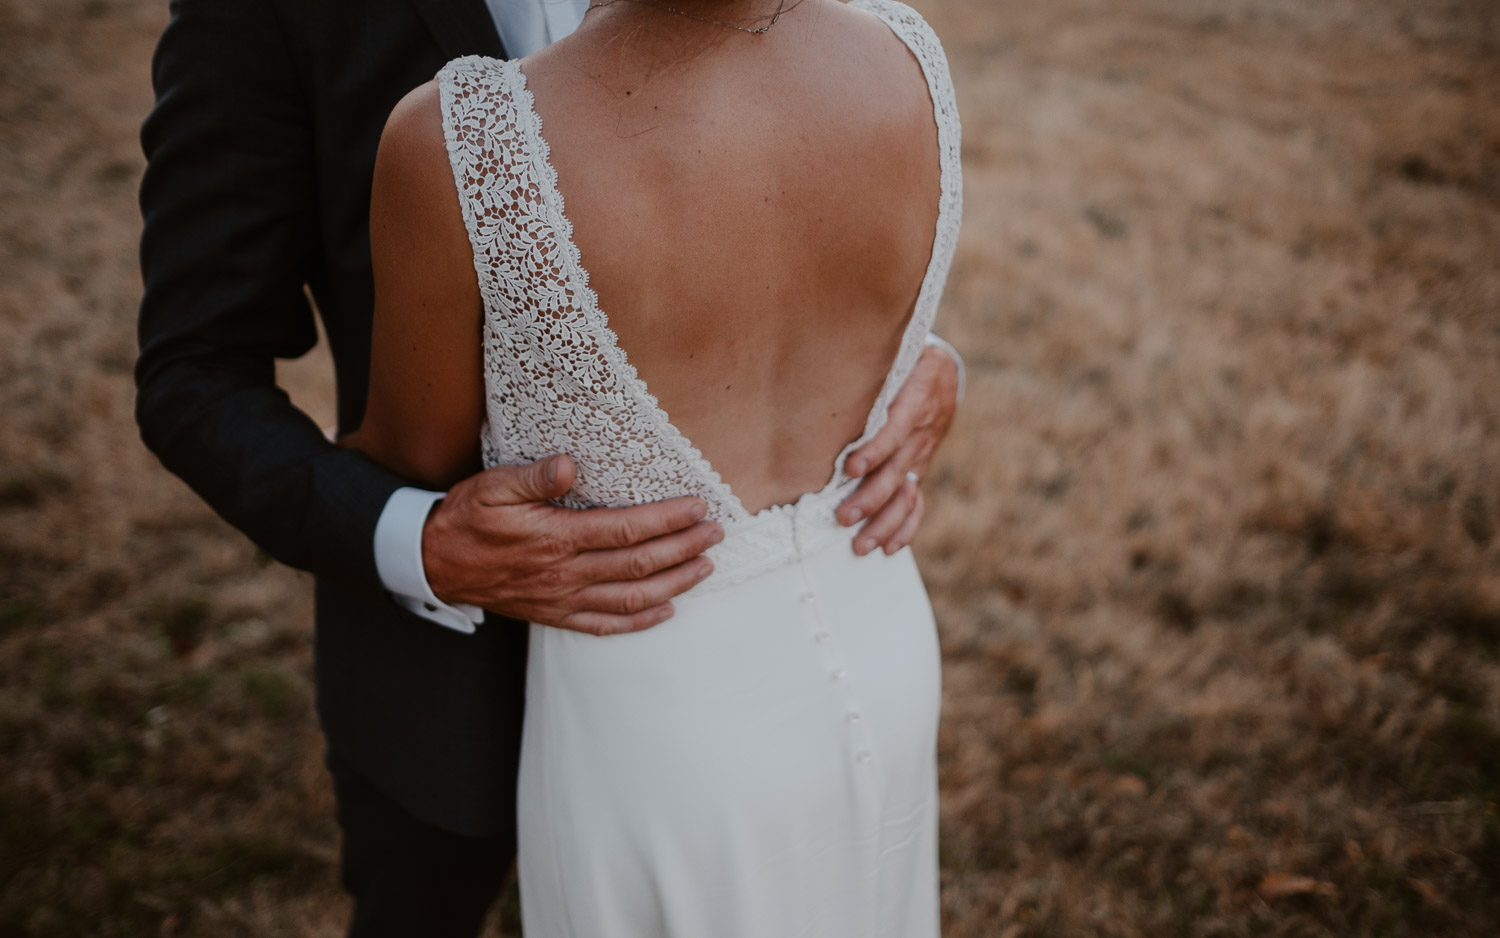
[
  {"left": 423, "top": 454, "right": 723, "bottom": 636},
  {"left": 837, "top": 344, "right": 960, "bottom": 556}
]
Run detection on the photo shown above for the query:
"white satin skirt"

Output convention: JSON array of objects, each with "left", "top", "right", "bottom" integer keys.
[{"left": 517, "top": 505, "right": 941, "bottom": 938}]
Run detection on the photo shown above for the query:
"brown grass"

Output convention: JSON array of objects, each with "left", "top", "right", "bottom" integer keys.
[{"left": 2, "top": 0, "right": 1498, "bottom": 934}]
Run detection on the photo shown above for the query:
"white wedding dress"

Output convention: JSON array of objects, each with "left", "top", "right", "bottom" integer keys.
[{"left": 436, "top": 2, "right": 961, "bottom": 935}]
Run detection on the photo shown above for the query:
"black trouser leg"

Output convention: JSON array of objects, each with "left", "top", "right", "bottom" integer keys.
[{"left": 327, "top": 749, "right": 513, "bottom": 938}]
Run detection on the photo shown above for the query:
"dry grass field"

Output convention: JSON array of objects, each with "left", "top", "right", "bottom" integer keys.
[{"left": 2, "top": 0, "right": 1498, "bottom": 935}]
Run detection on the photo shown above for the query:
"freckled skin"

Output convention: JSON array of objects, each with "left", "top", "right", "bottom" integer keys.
[{"left": 357, "top": 0, "right": 941, "bottom": 510}]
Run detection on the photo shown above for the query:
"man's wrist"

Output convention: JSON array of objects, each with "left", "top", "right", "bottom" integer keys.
[
  {"left": 923, "top": 332, "right": 965, "bottom": 405},
  {"left": 374, "top": 487, "right": 485, "bottom": 634}
]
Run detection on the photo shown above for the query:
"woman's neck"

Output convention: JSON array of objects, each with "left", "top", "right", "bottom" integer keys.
[{"left": 581, "top": 0, "right": 802, "bottom": 38}]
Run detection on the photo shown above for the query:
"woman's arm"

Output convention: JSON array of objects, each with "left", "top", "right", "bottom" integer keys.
[
  {"left": 346, "top": 80, "right": 725, "bottom": 636},
  {"left": 342, "top": 82, "right": 486, "bottom": 490}
]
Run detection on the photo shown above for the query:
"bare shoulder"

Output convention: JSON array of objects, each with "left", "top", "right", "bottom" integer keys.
[
  {"left": 846, "top": 2, "right": 941, "bottom": 60},
  {"left": 377, "top": 80, "right": 449, "bottom": 186},
  {"left": 823, "top": 0, "right": 942, "bottom": 129},
  {"left": 371, "top": 78, "right": 472, "bottom": 254},
  {"left": 369, "top": 77, "right": 474, "bottom": 312}
]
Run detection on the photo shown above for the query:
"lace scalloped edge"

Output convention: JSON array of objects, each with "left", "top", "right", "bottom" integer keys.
[{"left": 435, "top": 0, "right": 962, "bottom": 579}]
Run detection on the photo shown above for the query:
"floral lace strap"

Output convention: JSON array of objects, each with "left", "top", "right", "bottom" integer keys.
[{"left": 436, "top": 56, "right": 748, "bottom": 522}]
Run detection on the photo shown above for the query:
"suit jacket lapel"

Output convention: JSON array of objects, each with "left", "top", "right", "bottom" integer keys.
[{"left": 409, "top": 0, "right": 507, "bottom": 60}]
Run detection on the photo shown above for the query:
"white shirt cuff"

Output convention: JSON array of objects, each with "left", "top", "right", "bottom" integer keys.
[
  {"left": 374, "top": 487, "right": 485, "bottom": 634},
  {"left": 924, "top": 332, "right": 965, "bottom": 405}
]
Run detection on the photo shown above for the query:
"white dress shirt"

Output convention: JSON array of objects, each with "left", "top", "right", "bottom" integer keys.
[
  {"left": 374, "top": 0, "right": 966, "bottom": 632},
  {"left": 484, "top": 0, "right": 590, "bottom": 59}
]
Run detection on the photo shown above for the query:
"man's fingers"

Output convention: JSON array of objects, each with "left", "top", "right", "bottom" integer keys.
[
  {"left": 476, "top": 454, "right": 577, "bottom": 506},
  {"left": 852, "top": 476, "right": 919, "bottom": 555},
  {"left": 555, "top": 603, "right": 676, "bottom": 637},
  {"left": 845, "top": 410, "right": 907, "bottom": 480},
  {"left": 564, "top": 496, "right": 711, "bottom": 551},
  {"left": 884, "top": 488, "right": 924, "bottom": 555},
  {"left": 577, "top": 521, "right": 724, "bottom": 582},
  {"left": 571, "top": 557, "right": 715, "bottom": 615},
  {"left": 837, "top": 439, "right": 916, "bottom": 527},
  {"left": 545, "top": 549, "right": 716, "bottom": 635},
  {"left": 845, "top": 379, "right": 925, "bottom": 479}
]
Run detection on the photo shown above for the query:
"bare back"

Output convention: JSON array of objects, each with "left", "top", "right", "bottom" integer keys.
[{"left": 521, "top": 0, "right": 942, "bottom": 513}]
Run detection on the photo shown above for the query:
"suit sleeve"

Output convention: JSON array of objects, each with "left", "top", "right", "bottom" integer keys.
[{"left": 136, "top": 0, "right": 402, "bottom": 591}]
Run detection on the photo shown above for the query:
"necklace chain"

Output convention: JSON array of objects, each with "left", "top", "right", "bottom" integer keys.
[{"left": 584, "top": 0, "right": 789, "bottom": 36}]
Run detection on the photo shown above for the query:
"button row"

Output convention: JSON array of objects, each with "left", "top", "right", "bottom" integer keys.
[{"left": 799, "top": 583, "right": 867, "bottom": 764}]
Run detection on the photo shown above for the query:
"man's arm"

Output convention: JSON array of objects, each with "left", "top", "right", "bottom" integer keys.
[
  {"left": 136, "top": 0, "right": 404, "bottom": 591},
  {"left": 138, "top": 1, "right": 720, "bottom": 625}
]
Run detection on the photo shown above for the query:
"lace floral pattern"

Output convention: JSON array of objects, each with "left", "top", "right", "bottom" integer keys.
[{"left": 436, "top": 0, "right": 962, "bottom": 585}]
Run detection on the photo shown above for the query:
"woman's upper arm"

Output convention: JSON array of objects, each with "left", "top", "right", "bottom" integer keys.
[{"left": 348, "top": 81, "right": 486, "bottom": 490}]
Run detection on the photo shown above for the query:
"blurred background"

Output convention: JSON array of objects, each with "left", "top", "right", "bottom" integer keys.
[{"left": 2, "top": 0, "right": 1497, "bottom": 934}]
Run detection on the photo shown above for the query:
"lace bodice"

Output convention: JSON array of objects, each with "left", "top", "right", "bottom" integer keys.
[{"left": 437, "top": 0, "right": 961, "bottom": 587}]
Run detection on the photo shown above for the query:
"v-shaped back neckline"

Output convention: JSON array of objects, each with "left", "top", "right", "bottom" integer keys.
[
  {"left": 499, "top": 0, "right": 960, "bottom": 522},
  {"left": 438, "top": 0, "right": 962, "bottom": 528},
  {"left": 497, "top": 61, "right": 752, "bottom": 520}
]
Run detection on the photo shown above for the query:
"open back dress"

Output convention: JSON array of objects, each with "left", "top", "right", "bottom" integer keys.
[{"left": 436, "top": 2, "right": 961, "bottom": 934}]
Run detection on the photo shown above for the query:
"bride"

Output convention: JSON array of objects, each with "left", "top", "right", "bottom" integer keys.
[{"left": 345, "top": 0, "right": 960, "bottom": 933}]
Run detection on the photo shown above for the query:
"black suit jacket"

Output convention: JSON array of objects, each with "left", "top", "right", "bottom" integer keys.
[{"left": 136, "top": 0, "right": 525, "bottom": 838}]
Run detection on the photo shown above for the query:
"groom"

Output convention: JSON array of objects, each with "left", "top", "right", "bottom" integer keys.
[{"left": 136, "top": 0, "right": 962, "bottom": 934}]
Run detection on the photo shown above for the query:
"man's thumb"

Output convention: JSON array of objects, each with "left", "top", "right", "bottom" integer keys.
[{"left": 509, "top": 454, "right": 576, "bottom": 503}]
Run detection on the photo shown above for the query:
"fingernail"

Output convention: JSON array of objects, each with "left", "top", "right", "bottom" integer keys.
[
  {"left": 690, "top": 499, "right": 708, "bottom": 521},
  {"left": 544, "top": 456, "right": 559, "bottom": 485},
  {"left": 843, "top": 507, "right": 864, "bottom": 525},
  {"left": 709, "top": 525, "right": 725, "bottom": 545},
  {"left": 849, "top": 459, "right": 866, "bottom": 476},
  {"left": 695, "top": 560, "right": 714, "bottom": 580},
  {"left": 657, "top": 604, "right": 675, "bottom": 622},
  {"left": 855, "top": 538, "right": 873, "bottom": 554}
]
